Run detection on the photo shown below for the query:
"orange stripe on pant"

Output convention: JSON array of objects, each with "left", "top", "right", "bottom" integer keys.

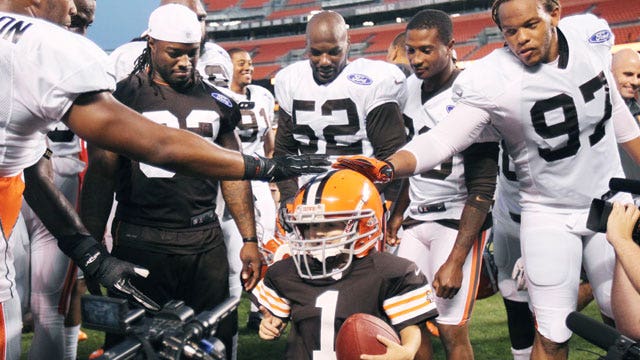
[
  {"left": 459, "top": 230, "right": 488, "bottom": 325},
  {"left": 0, "top": 302, "right": 5, "bottom": 360},
  {"left": 0, "top": 175, "right": 25, "bottom": 240}
]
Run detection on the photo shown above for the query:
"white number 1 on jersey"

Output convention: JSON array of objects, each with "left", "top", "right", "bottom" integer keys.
[{"left": 313, "top": 290, "right": 339, "bottom": 360}]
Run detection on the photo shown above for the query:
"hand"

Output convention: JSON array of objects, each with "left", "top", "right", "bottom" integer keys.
[
  {"left": 432, "top": 259, "right": 463, "bottom": 299},
  {"left": 332, "top": 155, "right": 394, "bottom": 183},
  {"left": 360, "top": 335, "right": 413, "bottom": 360},
  {"left": 240, "top": 242, "right": 262, "bottom": 291},
  {"left": 511, "top": 257, "right": 527, "bottom": 291},
  {"left": 258, "top": 306, "right": 286, "bottom": 340},
  {"left": 386, "top": 214, "right": 403, "bottom": 247},
  {"left": 243, "top": 154, "right": 330, "bottom": 182},
  {"left": 59, "top": 234, "right": 160, "bottom": 312},
  {"left": 91, "top": 255, "right": 160, "bottom": 312},
  {"left": 606, "top": 202, "right": 640, "bottom": 247}
]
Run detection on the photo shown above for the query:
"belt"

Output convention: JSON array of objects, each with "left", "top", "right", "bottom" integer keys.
[
  {"left": 410, "top": 202, "right": 447, "bottom": 215},
  {"left": 509, "top": 212, "right": 521, "bottom": 224}
]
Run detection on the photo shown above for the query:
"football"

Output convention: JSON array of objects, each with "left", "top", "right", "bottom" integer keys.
[{"left": 335, "top": 313, "right": 401, "bottom": 360}]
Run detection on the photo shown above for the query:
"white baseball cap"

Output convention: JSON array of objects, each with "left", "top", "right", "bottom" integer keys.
[{"left": 146, "top": 4, "right": 202, "bottom": 43}]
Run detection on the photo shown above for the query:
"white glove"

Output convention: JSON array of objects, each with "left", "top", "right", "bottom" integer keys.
[{"left": 511, "top": 257, "right": 527, "bottom": 291}]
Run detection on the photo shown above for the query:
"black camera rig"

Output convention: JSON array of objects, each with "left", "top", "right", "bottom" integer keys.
[
  {"left": 81, "top": 295, "right": 239, "bottom": 360},
  {"left": 567, "top": 311, "right": 640, "bottom": 359},
  {"left": 587, "top": 178, "right": 640, "bottom": 243}
]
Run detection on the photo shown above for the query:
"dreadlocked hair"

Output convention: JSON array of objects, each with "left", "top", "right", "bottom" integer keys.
[
  {"left": 131, "top": 44, "right": 152, "bottom": 78},
  {"left": 129, "top": 44, "right": 166, "bottom": 99},
  {"left": 491, "top": 0, "right": 560, "bottom": 30}
]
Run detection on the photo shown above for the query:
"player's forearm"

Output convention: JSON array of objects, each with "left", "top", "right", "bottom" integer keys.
[
  {"left": 398, "top": 325, "right": 421, "bottom": 358},
  {"left": 448, "top": 205, "right": 489, "bottom": 266},
  {"left": 79, "top": 145, "right": 117, "bottom": 241},
  {"left": 23, "top": 155, "right": 88, "bottom": 239},
  {"left": 221, "top": 180, "right": 257, "bottom": 239},
  {"left": 389, "top": 179, "right": 410, "bottom": 221},
  {"left": 612, "top": 239, "right": 640, "bottom": 293},
  {"left": 65, "top": 92, "right": 247, "bottom": 180}
]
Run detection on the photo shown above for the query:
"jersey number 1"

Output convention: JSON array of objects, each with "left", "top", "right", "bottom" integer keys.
[{"left": 313, "top": 290, "right": 339, "bottom": 360}]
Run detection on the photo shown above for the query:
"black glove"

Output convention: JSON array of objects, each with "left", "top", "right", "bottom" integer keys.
[
  {"left": 57, "top": 234, "right": 161, "bottom": 312},
  {"left": 243, "top": 153, "right": 330, "bottom": 182}
]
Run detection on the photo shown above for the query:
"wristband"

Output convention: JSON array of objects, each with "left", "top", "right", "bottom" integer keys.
[{"left": 242, "top": 236, "right": 259, "bottom": 243}]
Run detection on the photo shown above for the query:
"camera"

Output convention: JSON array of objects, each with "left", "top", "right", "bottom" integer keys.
[
  {"left": 586, "top": 178, "right": 640, "bottom": 243},
  {"left": 566, "top": 311, "right": 640, "bottom": 359},
  {"left": 81, "top": 295, "right": 239, "bottom": 360}
]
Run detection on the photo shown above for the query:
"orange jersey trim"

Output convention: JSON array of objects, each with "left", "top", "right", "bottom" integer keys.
[
  {"left": 0, "top": 175, "right": 24, "bottom": 239},
  {"left": 459, "top": 230, "right": 488, "bottom": 325}
]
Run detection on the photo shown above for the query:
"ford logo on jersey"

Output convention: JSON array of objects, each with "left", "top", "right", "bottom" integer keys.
[
  {"left": 588, "top": 29, "right": 612, "bottom": 44},
  {"left": 347, "top": 73, "right": 373, "bottom": 85},
  {"left": 211, "top": 92, "right": 233, "bottom": 108}
]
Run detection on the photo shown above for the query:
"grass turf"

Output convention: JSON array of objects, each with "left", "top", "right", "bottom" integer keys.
[{"left": 21, "top": 293, "right": 606, "bottom": 359}]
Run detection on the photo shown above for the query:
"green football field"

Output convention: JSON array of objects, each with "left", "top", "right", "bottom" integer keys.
[{"left": 20, "top": 293, "right": 606, "bottom": 359}]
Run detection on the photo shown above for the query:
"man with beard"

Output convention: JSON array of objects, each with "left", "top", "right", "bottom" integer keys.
[{"left": 80, "top": 5, "right": 257, "bottom": 359}]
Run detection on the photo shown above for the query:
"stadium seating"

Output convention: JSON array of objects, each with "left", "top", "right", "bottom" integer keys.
[
  {"left": 613, "top": 24, "right": 640, "bottom": 44},
  {"left": 212, "top": 0, "right": 640, "bottom": 80},
  {"left": 240, "top": 0, "right": 270, "bottom": 9},
  {"left": 266, "top": 6, "right": 321, "bottom": 20},
  {"left": 592, "top": 0, "right": 640, "bottom": 24},
  {"left": 203, "top": 0, "right": 239, "bottom": 12}
]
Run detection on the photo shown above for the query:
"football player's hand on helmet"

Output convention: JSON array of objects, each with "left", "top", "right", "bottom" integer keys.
[
  {"left": 512, "top": 257, "right": 527, "bottom": 291},
  {"left": 332, "top": 155, "right": 394, "bottom": 183},
  {"left": 243, "top": 154, "right": 330, "bottom": 182}
]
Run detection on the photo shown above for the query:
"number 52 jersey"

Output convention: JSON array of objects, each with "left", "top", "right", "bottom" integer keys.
[
  {"left": 453, "top": 14, "right": 629, "bottom": 212},
  {"left": 274, "top": 58, "right": 407, "bottom": 159}
]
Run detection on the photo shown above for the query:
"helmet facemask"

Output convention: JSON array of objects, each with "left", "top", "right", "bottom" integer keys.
[{"left": 287, "top": 206, "right": 378, "bottom": 280}]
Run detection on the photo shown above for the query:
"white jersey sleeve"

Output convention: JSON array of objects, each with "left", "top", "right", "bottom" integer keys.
[
  {"left": 109, "top": 41, "right": 146, "bottom": 82},
  {"left": 402, "top": 103, "right": 492, "bottom": 174},
  {"left": 349, "top": 58, "right": 408, "bottom": 113},
  {"left": 1, "top": 13, "right": 115, "bottom": 176}
]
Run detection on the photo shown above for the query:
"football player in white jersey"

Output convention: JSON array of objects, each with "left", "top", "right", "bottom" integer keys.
[
  {"left": 17, "top": 1, "right": 96, "bottom": 358},
  {"left": 274, "top": 10, "right": 408, "bottom": 200},
  {"left": 217, "top": 48, "right": 277, "bottom": 331},
  {"left": 335, "top": 1, "right": 640, "bottom": 359},
  {"left": 0, "top": 1, "right": 327, "bottom": 358},
  {"left": 385, "top": 9, "right": 499, "bottom": 360}
]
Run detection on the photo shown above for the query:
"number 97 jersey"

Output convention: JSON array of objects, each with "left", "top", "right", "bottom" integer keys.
[
  {"left": 453, "top": 14, "right": 625, "bottom": 212},
  {"left": 274, "top": 58, "right": 407, "bottom": 159}
]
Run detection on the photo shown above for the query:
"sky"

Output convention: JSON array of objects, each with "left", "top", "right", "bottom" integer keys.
[{"left": 87, "top": 0, "right": 158, "bottom": 51}]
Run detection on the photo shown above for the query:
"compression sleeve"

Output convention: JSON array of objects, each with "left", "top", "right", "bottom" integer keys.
[
  {"left": 366, "top": 102, "right": 408, "bottom": 160},
  {"left": 402, "top": 103, "right": 492, "bottom": 175}
]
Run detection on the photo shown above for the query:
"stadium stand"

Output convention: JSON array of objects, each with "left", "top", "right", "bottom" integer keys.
[
  {"left": 240, "top": 0, "right": 270, "bottom": 9},
  {"left": 203, "top": 0, "right": 239, "bottom": 12},
  {"left": 211, "top": 0, "right": 640, "bottom": 80},
  {"left": 266, "top": 6, "right": 321, "bottom": 20},
  {"left": 592, "top": 0, "right": 640, "bottom": 24}
]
